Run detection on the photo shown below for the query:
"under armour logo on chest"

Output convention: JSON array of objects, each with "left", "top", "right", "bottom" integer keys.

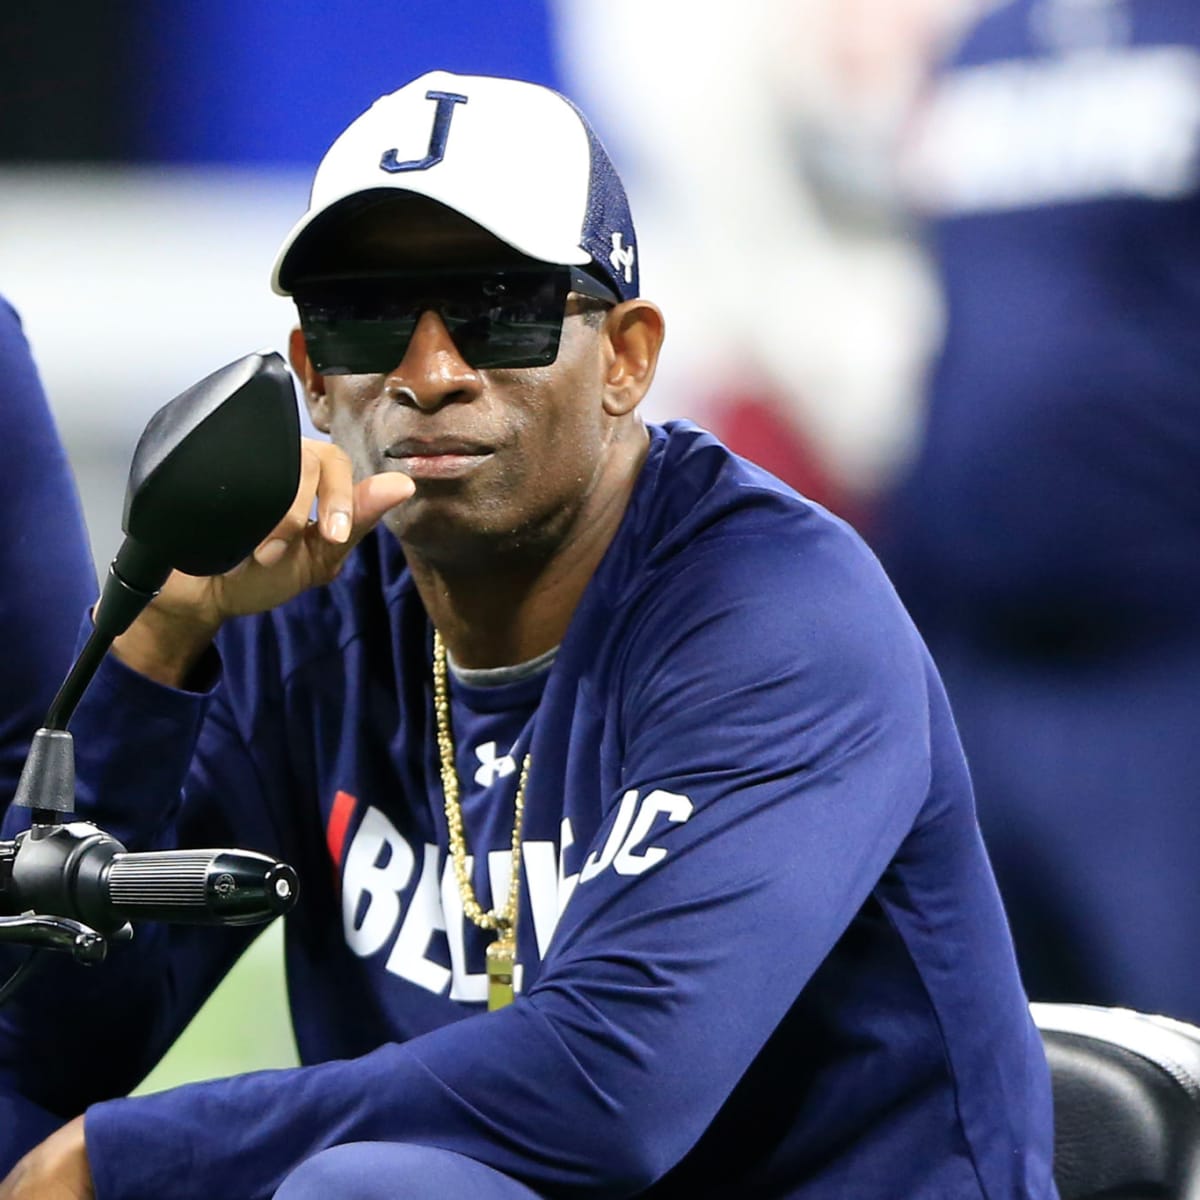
[{"left": 474, "top": 741, "right": 518, "bottom": 787}]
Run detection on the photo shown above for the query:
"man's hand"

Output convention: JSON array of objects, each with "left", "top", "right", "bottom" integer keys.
[
  {"left": 111, "top": 438, "right": 414, "bottom": 686},
  {"left": 0, "top": 1116, "right": 93, "bottom": 1200}
]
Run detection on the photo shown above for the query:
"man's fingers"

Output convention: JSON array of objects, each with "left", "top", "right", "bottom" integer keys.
[
  {"left": 348, "top": 472, "right": 416, "bottom": 543},
  {"left": 314, "top": 443, "right": 355, "bottom": 545},
  {"left": 248, "top": 442, "right": 411, "bottom": 578},
  {"left": 303, "top": 471, "right": 412, "bottom": 585},
  {"left": 254, "top": 441, "right": 322, "bottom": 567},
  {"left": 254, "top": 439, "right": 357, "bottom": 568}
]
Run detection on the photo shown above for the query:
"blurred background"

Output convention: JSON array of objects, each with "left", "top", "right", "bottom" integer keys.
[{"left": 5, "top": 0, "right": 1200, "bottom": 1090}]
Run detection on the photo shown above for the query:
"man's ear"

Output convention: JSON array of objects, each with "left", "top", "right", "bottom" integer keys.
[
  {"left": 601, "top": 300, "right": 665, "bottom": 418},
  {"left": 288, "top": 326, "right": 332, "bottom": 433}
]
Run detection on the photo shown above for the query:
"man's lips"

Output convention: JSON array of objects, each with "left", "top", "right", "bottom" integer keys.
[{"left": 384, "top": 438, "right": 495, "bottom": 480}]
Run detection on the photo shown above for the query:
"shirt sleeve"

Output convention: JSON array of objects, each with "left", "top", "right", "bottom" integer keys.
[
  {"left": 0, "top": 295, "right": 96, "bottom": 806},
  {"left": 0, "top": 297, "right": 98, "bottom": 1169},
  {"left": 82, "top": 522, "right": 937, "bottom": 1200}
]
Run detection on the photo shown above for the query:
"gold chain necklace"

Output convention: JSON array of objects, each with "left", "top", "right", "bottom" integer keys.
[{"left": 433, "top": 629, "right": 531, "bottom": 1011}]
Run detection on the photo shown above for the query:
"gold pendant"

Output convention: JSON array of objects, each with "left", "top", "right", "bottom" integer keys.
[{"left": 486, "top": 935, "right": 516, "bottom": 1011}]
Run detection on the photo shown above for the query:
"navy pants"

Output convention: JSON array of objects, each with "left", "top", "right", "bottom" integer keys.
[{"left": 273, "top": 1143, "right": 543, "bottom": 1199}]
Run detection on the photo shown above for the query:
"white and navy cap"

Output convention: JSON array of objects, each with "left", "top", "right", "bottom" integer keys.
[{"left": 271, "top": 71, "right": 639, "bottom": 302}]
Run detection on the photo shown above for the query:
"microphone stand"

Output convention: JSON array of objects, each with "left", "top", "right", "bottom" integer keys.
[{"left": 0, "top": 350, "right": 303, "bottom": 1004}]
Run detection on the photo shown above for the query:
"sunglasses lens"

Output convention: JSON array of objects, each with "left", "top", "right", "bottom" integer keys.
[
  {"left": 300, "top": 316, "right": 417, "bottom": 376},
  {"left": 297, "top": 270, "right": 571, "bottom": 374},
  {"left": 443, "top": 311, "right": 564, "bottom": 370}
]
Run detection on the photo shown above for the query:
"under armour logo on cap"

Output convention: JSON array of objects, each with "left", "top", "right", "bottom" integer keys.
[
  {"left": 271, "top": 70, "right": 639, "bottom": 303},
  {"left": 609, "top": 233, "right": 635, "bottom": 285}
]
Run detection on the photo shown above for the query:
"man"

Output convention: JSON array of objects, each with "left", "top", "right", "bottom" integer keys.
[
  {"left": 0, "top": 289, "right": 97, "bottom": 1160},
  {"left": 0, "top": 72, "right": 1056, "bottom": 1199},
  {"left": 880, "top": 0, "right": 1200, "bottom": 1019},
  {"left": 0, "top": 290, "right": 97, "bottom": 1162}
]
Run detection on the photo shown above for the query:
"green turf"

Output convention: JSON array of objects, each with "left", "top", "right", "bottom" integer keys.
[{"left": 133, "top": 919, "right": 299, "bottom": 1096}]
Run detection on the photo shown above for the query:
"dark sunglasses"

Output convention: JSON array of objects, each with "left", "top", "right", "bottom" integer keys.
[{"left": 294, "top": 266, "right": 620, "bottom": 374}]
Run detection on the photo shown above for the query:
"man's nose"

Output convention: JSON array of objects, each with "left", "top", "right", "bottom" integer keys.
[{"left": 385, "top": 309, "right": 480, "bottom": 411}]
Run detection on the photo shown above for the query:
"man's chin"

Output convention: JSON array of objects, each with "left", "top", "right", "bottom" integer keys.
[{"left": 384, "top": 497, "right": 505, "bottom": 568}]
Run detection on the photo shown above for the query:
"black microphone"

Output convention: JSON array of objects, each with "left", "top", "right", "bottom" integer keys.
[{"left": 3, "top": 822, "right": 298, "bottom": 936}]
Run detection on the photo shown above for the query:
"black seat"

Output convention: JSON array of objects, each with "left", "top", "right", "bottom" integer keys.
[{"left": 1032, "top": 1003, "right": 1200, "bottom": 1200}]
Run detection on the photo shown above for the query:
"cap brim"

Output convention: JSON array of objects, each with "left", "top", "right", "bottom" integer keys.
[{"left": 271, "top": 187, "right": 592, "bottom": 296}]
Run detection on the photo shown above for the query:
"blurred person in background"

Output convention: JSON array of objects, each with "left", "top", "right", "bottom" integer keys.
[
  {"left": 878, "top": 0, "right": 1200, "bottom": 1018},
  {"left": 0, "top": 294, "right": 95, "bottom": 805},
  {"left": 554, "top": 0, "right": 976, "bottom": 531}
]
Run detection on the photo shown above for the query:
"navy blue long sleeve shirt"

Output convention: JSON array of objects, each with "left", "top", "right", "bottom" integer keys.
[{"left": 0, "top": 422, "right": 1054, "bottom": 1198}]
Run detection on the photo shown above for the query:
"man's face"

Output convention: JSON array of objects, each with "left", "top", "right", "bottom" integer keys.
[{"left": 296, "top": 198, "right": 624, "bottom": 569}]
